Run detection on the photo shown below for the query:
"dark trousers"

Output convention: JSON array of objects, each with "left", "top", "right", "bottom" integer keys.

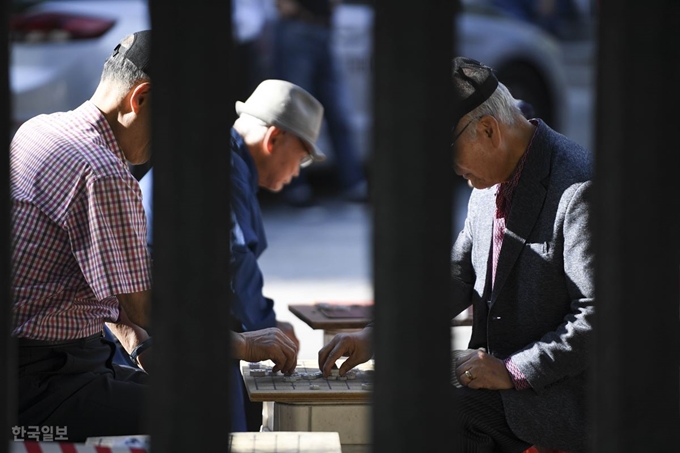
[
  {"left": 452, "top": 386, "right": 532, "bottom": 453},
  {"left": 18, "top": 333, "right": 149, "bottom": 443},
  {"left": 241, "top": 378, "right": 263, "bottom": 432}
]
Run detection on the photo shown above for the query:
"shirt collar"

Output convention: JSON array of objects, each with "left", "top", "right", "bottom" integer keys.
[
  {"left": 495, "top": 119, "right": 540, "bottom": 217},
  {"left": 80, "top": 100, "right": 127, "bottom": 165}
]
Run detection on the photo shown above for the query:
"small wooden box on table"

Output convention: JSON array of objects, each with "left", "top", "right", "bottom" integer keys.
[
  {"left": 288, "top": 302, "right": 373, "bottom": 344},
  {"left": 289, "top": 301, "right": 473, "bottom": 345}
]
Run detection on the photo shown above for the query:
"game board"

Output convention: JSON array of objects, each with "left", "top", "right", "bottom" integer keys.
[{"left": 240, "top": 359, "right": 375, "bottom": 403}]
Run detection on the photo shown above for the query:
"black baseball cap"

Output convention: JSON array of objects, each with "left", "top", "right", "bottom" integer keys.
[
  {"left": 451, "top": 56, "right": 498, "bottom": 126},
  {"left": 111, "top": 30, "right": 151, "bottom": 76}
]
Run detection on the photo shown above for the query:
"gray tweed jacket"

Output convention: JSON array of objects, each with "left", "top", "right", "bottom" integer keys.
[{"left": 450, "top": 120, "right": 594, "bottom": 452}]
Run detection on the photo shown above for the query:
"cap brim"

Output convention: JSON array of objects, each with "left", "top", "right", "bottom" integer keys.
[
  {"left": 235, "top": 101, "right": 246, "bottom": 116},
  {"left": 303, "top": 140, "right": 326, "bottom": 163}
]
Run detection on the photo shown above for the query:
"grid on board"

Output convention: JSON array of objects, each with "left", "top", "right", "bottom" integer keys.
[{"left": 243, "top": 360, "right": 374, "bottom": 393}]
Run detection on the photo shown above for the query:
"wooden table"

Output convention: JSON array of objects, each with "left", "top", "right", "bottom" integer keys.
[{"left": 290, "top": 302, "right": 473, "bottom": 344}]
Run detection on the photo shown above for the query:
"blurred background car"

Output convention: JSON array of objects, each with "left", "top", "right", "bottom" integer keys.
[
  {"left": 10, "top": 0, "right": 574, "bottom": 167},
  {"left": 10, "top": 0, "right": 149, "bottom": 131},
  {"left": 330, "top": 0, "right": 571, "bottom": 165}
]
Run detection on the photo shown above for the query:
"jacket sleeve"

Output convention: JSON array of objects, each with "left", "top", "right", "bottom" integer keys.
[
  {"left": 450, "top": 201, "right": 476, "bottom": 319},
  {"left": 229, "top": 190, "right": 277, "bottom": 332},
  {"left": 508, "top": 181, "right": 595, "bottom": 392}
]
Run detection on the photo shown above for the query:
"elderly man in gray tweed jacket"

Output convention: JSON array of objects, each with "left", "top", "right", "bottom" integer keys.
[
  {"left": 450, "top": 56, "right": 594, "bottom": 453},
  {"left": 318, "top": 56, "right": 594, "bottom": 453}
]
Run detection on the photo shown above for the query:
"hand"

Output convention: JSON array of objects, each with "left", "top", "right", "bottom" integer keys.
[
  {"left": 232, "top": 328, "right": 298, "bottom": 375},
  {"left": 277, "top": 320, "right": 300, "bottom": 350},
  {"left": 318, "top": 327, "right": 373, "bottom": 377},
  {"left": 115, "top": 290, "right": 151, "bottom": 329},
  {"left": 455, "top": 349, "right": 514, "bottom": 390},
  {"left": 105, "top": 305, "right": 150, "bottom": 356},
  {"left": 135, "top": 347, "right": 152, "bottom": 374}
]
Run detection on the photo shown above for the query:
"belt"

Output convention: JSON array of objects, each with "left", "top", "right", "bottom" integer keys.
[{"left": 17, "top": 332, "right": 104, "bottom": 348}]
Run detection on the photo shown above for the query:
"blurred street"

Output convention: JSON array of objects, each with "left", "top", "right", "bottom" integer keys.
[
  {"left": 257, "top": 40, "right": 595, "bottom": 363},
  {"left": 258, "top": 200, "right": 374, "bottom": 360}
]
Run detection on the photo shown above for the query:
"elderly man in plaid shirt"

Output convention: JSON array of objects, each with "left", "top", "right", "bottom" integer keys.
[{"left": 10, "top": 30, "right": 297, "bottom": 442}]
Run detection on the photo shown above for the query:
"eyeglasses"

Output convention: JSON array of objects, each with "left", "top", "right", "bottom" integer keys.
[
  {"left": 297, "top": 136, "right": 314, "bottom": 168},
  {"left": 451, "top": 117, "right": 477, "bottom": 148},
  {"left": 300, "top": 153, "right": 313, "bottom": 168}
]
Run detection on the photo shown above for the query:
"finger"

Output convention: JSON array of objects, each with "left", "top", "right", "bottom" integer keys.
[
  {"left": 282, "top": 336, "right": 299, "bottom": 372},
  {"left": 287, "top": 341, "right": 299, "bottom": 374},
  {"left": 271, "top": 342, "right": 297, "bottom": 374},
  {"left": 318, "top": 339, "right": 337, "bottom": 373},
  {"left": 456, "top": 354, "right": 474, "bottom": 370},
  {"left": 460, "top": 368, "right": 477, "bottom": 388},
  {"left": 454, "top": 360, "right": 469, "bottom": 378},
  {"left": 338, "top": 355, "right": 362, "bottom": 375},
  {"left": 280, "top": 331, "right": 298, "bottom": 350},
  {"left": 289, "top": 350, "right": 299, "bottom": 374},
  {"left": 280, "top": 348, "right": 298, "bottom": 375},
  {"left": 268, "top": 340, "right": 288, "bottom": 373},
  {"left": 467, "top": 377, "right": 482, "bottom": 390},
  {"left": 321, "top": 343, "right": 346, "bottom": 377}
]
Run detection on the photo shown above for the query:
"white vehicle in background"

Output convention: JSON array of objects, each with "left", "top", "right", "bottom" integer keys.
[
  {"left": 10, "top": 0, "right": 570, "bottom": 162},
  {"left": 332, "top": 0, "right": 569, "bottom": 161},
  {"left": 10, "top": 0, "right": 149, "bottom": 130}
]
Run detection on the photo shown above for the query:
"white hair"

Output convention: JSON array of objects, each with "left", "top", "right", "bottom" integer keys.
[
  {"left": 233, "top": 113, "right": 269, "bottom": 142},
  {"left": 462, "top": 82, "right": 525, "bottom": 139}
]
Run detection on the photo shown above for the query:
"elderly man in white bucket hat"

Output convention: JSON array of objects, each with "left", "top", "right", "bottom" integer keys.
[
  {"left": 137, "top": 78, "right": 326, "bottom": 430},
  {"left": 224, "top": 78, "right": 326, "bottom": 360},
  {"left": 226, "top": 78, "right": 325, "bottom": 347},
  {"left": 233, "top": 79, "right": 326, "bottom": 190}
]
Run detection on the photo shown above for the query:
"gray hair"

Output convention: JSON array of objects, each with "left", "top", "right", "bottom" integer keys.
[
  {"left": 99, "top": 52, "right": 150, "bottom": 99},
  {"left": 461, "top": 82, "right": 525, "bottom": 138}
]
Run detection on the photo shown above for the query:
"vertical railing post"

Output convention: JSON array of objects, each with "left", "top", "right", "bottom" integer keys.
[
  {"left": 372, "top": 0, "right": 457, "bottom": 451},
  {"left": 148, "top": 1, "right": 234, "bottom": 451},
  {"left": 2, "top": 0, "right": 16, "bottom": 451},
  {"left": 593, "top": 1, "right": 680, "bottom": 450}
]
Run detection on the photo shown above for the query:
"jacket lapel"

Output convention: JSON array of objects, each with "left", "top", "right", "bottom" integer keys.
[{"left": 491, "top": 122, "right": 553, "bottom": 302}]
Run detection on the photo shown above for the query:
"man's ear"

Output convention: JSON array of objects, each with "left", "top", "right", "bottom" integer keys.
[
  {"left": 263, "top": 126, "right": 283, "bottom": 154},
  {"left": 129, "top": 81, "right": 151, "bottom": 114},
  {"left": 479, "top": 115, "right": 501, "bottom": 148}
]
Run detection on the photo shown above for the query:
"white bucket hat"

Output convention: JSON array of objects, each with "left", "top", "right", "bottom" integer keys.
[{"left": 235, "top": 79, "right": 326, "bottom": 163}]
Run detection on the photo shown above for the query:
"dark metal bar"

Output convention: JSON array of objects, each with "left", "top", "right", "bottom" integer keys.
[
  {"left": 148, "top": 1, "right": 234, "bottom": 451},
  {"left": 593, "top": 1, "right": 680, "bottom": 450},
  {"left": 372, "top": 0, "right": 457, "bottom": 451},
  {"left": 2, "top": 0, "right": 16, "bottom": 449}
]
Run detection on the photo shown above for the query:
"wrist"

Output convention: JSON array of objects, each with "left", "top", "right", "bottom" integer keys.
[
  {"left": 229, "top": 331, "right": 244, "bottom": 360},
  {"left": 130, "top": 337, "right": 154, "bottom": 366}
]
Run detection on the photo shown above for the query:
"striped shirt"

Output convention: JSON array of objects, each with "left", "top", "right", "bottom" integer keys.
[{"left": 10, "top": 101, "right": 152, "bottom": 341}]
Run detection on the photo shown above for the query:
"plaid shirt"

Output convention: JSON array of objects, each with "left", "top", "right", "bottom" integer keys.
[{"left": 11, "top": 101, "right": 152, "bottom": 341}]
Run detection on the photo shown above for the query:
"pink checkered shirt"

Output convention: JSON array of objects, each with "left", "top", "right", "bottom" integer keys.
[
  {"left": 494, "top": 119, "right": 539, "bottom": 390},
  {"left": 11, "top": 101, "right": 152, "bottom": 341}
]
